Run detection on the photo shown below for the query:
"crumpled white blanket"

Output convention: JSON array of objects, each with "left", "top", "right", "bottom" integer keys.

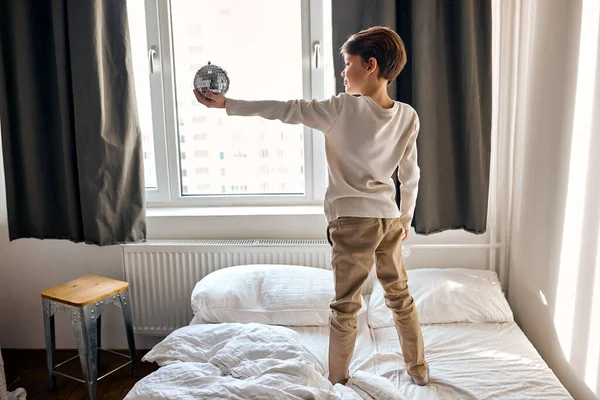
[{"left": 125, "top": 323, "right": 406, "bottom": 400}]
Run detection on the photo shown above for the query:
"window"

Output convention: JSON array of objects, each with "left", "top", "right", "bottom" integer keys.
[{"left": 128, "top": 0, "right": 333, "bottom": 206}]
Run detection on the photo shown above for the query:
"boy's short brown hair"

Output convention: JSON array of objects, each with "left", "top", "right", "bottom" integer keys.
[{"left": 340, "top": 26, "right": 407, "bottom": 85}]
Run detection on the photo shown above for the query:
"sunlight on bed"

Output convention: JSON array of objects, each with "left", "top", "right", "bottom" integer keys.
[
  {"left": 479, "top": 349, "right": 535, "bottom": 366},
  {"left": 444, "top": 280, "right": 466, "bottom": 291}
]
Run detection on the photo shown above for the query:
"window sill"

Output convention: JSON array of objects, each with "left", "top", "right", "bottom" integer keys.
[
  {"left": 145, "top": 205, "right": 327, "bottom": 240},
  {"left": 146, "top": 205, "right": 324, "bottom": 218}
]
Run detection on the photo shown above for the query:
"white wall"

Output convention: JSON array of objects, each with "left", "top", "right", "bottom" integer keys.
[{"left": 507, "top": 1, "right": 600, "bottom": 399}]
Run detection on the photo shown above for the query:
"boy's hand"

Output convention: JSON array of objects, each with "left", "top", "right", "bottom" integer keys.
[
  {"left": 401, "top": 229, "right": 409, "bottom": 241},
  {"left": 193, "top": 89, "right": 226, "bottom": 109}
]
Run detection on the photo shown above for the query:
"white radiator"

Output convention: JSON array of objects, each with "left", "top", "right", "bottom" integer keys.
[{"left": 122, "top": 239, "right": 331, "bottom": 335}]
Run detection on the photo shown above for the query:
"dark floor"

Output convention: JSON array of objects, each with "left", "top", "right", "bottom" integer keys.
[{"left": 2, "top": 349, "right": 158, "bottom": 400}]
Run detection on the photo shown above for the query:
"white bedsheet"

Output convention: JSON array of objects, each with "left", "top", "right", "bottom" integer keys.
[
  {"left": 129, "top": 319, "right": 572, "bottom": 399},
  {"left": 289, "top": 312, "right": 375, "bottom": 376},
  {"left": 285, "top": 321, "right": 572, "bottom": 399},
  {"left": 362, "top": 322, "right": 571, "bottom": 400}
]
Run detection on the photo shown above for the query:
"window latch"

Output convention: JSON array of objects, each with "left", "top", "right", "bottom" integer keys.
[
  {"left": 313, "top": 41, "right": 321, "bottom": 69},
  {"left": 148, "top": 46, "right": 158, "bottom": 74}
]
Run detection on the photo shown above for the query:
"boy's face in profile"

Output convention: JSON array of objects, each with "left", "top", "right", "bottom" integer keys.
[{"left": 341, "top": 53, "right": 369, "bottom": 95}]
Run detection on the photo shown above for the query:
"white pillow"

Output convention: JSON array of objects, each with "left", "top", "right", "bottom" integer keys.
[
  {"left": 191, "top": 264, "right": 367, "bottom": 326},
  {"left": 367, "top": 268, "right": 513, "bottom": 327}
]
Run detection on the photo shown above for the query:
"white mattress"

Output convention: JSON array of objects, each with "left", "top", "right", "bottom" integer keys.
[
  {"left": 289, "top": 312, "right": 376, "bottom": 377},
  {"left": 290, "top": 321, "right": 571, "bottom": 400}
]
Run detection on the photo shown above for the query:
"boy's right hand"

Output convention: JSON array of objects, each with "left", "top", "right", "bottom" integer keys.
[
  {"left": 193, "top": 89, "right": 227, "bottom": 109},
  {"left": 401, "top": 229, "right": 409, "bottom": 241}
]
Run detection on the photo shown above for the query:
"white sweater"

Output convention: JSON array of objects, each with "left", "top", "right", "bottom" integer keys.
[{"left": 226, "top": 93, "right": 420, "bottom": 230}]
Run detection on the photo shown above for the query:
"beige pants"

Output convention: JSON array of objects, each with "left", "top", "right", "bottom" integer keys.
[{"left": 327, "top": 217, "right": 428, "bottom": 384}]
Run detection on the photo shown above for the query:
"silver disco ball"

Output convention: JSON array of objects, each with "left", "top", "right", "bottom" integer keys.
[{"left": 193, "top": 61, "right": 230, "bottom": 95}]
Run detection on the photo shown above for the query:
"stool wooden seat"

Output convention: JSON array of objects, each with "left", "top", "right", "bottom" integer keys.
[
  {"left": 42, "top": 275, "right": 137, "bottom": 400},
  {"left": 42, "top": 275, "right": 130, "bottom": 306}
]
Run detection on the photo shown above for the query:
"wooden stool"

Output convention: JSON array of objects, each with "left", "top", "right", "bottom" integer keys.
[{"left": 41, "top": 276, "right": 138, "bottom": 400}]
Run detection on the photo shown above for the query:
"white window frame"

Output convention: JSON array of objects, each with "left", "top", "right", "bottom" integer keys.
[{"left": 142, "top": 0, "right": 330, "bottom": 207}]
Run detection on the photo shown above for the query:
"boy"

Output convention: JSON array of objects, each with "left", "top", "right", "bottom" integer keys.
[{"left": 194, "top": 26, "right": 428, "bottom": 386}]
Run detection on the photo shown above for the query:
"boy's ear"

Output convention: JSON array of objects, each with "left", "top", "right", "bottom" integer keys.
[{"left": 367, "top": 57, "right": 378, "bottom": 74}]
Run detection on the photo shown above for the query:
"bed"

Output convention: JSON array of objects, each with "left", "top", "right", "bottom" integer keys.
[{"left": 125, "top": 265, "right": 573, "bottom": 399}]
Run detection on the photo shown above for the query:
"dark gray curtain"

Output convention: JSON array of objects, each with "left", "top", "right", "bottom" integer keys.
[
  {"left": 0, "top": 0, "right": 146, "bottom": 245},
  {"left": 333, "top": 0, "right": 491, "bottom": 235}
]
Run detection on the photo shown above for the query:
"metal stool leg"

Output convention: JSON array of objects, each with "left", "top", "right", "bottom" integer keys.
[
  {"left": 72, "top": 306, "right": 98, "bottom": 400},
  {"left": 96, "top": 314, "right": 102, "bottom": 362},
  {"left": 119, "top": 290, "right": 138, "bottom": 376},
  {"left": 42, "top": 298, "right": 56, "bottom": 389}
]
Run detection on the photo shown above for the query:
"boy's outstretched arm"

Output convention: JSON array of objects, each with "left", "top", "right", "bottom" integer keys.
[
  {"left": 194, "top": 89, "right": 344, "bottom": 133},
  {"left": 398, "top": 114, "right": 421, "bottom": 237}
]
